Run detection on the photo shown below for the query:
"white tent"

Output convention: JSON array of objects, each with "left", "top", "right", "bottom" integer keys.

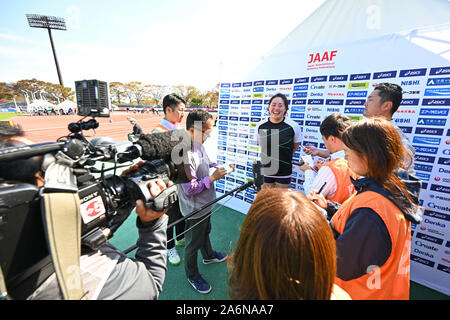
[
  {"left": 218, "top": 0, "right": 450, "bottom": 296},
  {"left": 240, "top": 0, "right": 450, "bottom": 81}
]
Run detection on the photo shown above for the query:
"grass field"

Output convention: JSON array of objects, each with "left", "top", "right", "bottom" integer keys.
[{"left": 0, "top": 113, "right": 21, "bottom": 121}]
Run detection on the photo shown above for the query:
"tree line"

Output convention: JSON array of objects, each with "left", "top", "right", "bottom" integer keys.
[
  {"left": 109, "top": 82, "right": 219, "bottom": 106},
  {"left": 0, "top": 79, "right": 219, "bottom": 107}
]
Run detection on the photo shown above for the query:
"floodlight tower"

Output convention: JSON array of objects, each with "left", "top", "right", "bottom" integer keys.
[{"left": 26, "top": 14, "right": 67, "bottom": 86}]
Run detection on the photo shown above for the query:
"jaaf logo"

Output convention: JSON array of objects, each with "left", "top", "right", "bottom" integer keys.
[{"left": 308, "top": 50, "right": 337, "bottom": 64}]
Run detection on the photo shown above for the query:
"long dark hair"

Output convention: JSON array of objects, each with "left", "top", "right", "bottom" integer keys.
[
  {"left": 341, "top": 117, "right": 413, "bottom": 206},
  {"left": 228, "top": 189, "right": 336, "bottom": 300}
]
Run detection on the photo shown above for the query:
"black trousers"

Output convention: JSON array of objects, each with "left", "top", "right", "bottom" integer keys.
[{"left": 166, "top": 199, "right": 185, "bottom": 250}]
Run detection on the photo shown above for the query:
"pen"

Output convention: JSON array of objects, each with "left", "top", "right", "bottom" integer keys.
[{"left": 317, "top": 181, "right": 327, "bottom": 194}]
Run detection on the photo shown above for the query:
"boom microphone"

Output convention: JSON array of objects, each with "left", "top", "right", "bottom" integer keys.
[{"left": 117, "top": 129, "right": 192, "bottom": 164}]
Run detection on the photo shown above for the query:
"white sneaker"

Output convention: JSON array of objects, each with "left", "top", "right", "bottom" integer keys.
[{"left": 167, "top": 247, "right": 181, "bottom": 265}]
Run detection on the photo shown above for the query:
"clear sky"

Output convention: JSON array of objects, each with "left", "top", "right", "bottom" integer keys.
[{"left": 0, "top": 0, "right": 326, "bottom": 91}]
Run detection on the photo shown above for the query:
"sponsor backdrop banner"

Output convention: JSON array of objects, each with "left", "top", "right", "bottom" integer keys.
[{"left": 217, "top": 46, "right": 450, "bottom": 295}]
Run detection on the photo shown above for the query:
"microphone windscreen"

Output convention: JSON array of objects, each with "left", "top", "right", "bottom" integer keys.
[{"left": 136, "top": 129, "right": 192, "bottom": 164}]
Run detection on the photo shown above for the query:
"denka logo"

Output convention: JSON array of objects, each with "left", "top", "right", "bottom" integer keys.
[
  {"left": 373, "top": 70, "right": 397, "bottom": 79},
  {"left": 308, "top": 50, "right": 337, "bottom": 64},
  {"left": 429, "top": 66, "right": 450, "bottom": 76},
  {"left": 399, "top": 68, "right": 427, "bottom": 77}
]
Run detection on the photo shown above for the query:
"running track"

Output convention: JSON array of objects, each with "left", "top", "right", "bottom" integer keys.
[{"left": 10, "top": 112, "right": 186, "bottom": 143}]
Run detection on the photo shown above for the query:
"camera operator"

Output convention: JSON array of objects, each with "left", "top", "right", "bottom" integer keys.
[{"left": 0, "top": 123, "right": 170, "bottom": 300}]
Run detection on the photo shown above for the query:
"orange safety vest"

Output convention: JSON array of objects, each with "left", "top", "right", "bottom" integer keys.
[
  {"left": 331, "top": 190, "right": 411, "bottom": 300},
  {"left": 321, "top": 158, "right": 357, "bottom": 204},
  {"left": 152, "top": 124, "right": 169, "bottom": 133}
]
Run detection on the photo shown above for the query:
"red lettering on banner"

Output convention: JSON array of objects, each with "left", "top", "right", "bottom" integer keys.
[{"left": 307, "top": 50, "right": 338, "bottom": 70}]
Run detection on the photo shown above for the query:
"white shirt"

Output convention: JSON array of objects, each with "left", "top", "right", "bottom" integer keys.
[{"left": 302, "top": 150, "right": 346, "bottom": 198}]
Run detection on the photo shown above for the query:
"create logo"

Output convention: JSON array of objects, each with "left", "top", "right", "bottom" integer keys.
[{"left": 308, "top": 50, "right": 337, "bottom": 64}]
